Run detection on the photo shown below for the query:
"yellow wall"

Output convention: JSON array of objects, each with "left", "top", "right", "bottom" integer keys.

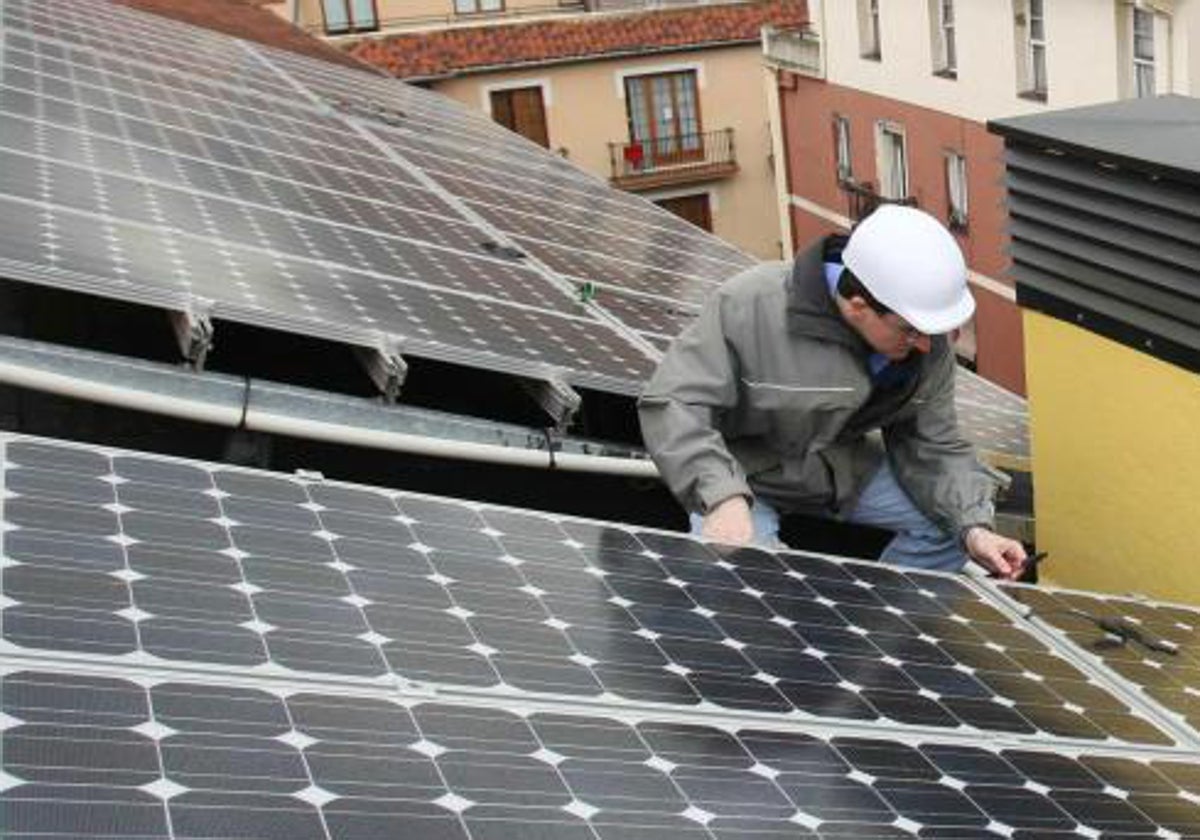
[
  {"left": 432, "top": 47, "right": 783, "bottom": 259},
  {"left": 1024, "top": 310, "right": 1200, "bottom": 603}
]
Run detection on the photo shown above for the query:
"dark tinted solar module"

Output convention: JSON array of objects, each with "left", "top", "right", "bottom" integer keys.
[
  {"left": 1003, "top": 584, "right": 1200, "bottom": 736},
  {"left": 0, "top": 436, "right": 1172, "bottom": 746},
  {"left": 7, "top": 666, "right": 1200, "bottom": 840},
  {"left": 0, "top": 0, "right": 764, "bottom": 397}
]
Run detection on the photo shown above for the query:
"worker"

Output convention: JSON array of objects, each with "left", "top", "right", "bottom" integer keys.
[{"left": 639, "top": 205, "right": 1027, "bottom": 579}]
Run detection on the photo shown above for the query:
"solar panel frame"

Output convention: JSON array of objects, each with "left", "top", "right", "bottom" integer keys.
[
  {"left": 952, "top": 368, "right": 1030, "bottom": 468},
  {"left": 0, "top": 0, "right": 1037, "bottom": 467},
  {"left": 7, "top": 433, "right": 1200, "bottom": 840},
  {"left": 6, "top": 662, "right": 1200, "bottom": 840},
  {"left": 4, "top": 0, "right": 767, "bottom": 398},
  {"left": 994, "top": 580, "right": 1200, "bottom": 751},
  {"left": 0, "top": 433, "right": 1183, "bottom": 752}
]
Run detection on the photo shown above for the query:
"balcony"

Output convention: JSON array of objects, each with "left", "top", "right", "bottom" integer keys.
[
  {"left": 762, "top": 25, "right": 823, "bottom": 79},
  {"left": 608, "top": 128, "right": 738, "bottom": 191}
]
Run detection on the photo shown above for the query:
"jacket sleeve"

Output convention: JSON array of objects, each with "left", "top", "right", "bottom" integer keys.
[
  {"left": 882, "top": 345, "right": 1006, "bottom": 537},
  {"left": 637, "top": 294, "right": 751, "bottom": 514}
]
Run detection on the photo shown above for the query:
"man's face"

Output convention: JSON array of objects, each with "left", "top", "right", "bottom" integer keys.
[{"left": 849, "top": 301, "right": 933, "bottom": 360}]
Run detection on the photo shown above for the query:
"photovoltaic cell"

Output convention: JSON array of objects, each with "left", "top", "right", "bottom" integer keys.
[
  {"left": 0, "top": 0, "right": 767, "bottom": 398},
  {"left": 1, "top": 0, "right": 1029, "bottom": 454},
  {"left": 6, "top": 667, "right": 1200, "bottom": 840},
  {"left": 1002, "top": 583, "right": 1200, "bottom": 735},
  {"left": 953, "top": 369, "right": 1030, "bottom": 467},
  {"left": 0, "top": 436, "right": 1172, "bottom": 746},
  {"left": 465, "top": 201, "right": 745, "bottom": 283},
  {"left": 380, "top": 134, "right": 699, "bottom": 232},
  {"left": 4, "top": 2, "right": 297, "bottom": 103}
]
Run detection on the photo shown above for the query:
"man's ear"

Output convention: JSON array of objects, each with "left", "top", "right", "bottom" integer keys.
[{"left": 842, "top": 295, "right": 872, "bottom": 322}]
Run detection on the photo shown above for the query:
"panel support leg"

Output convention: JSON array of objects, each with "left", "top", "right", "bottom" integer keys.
[
  {"left": 356, "top": 344, "right": 408, "bottom": 404},
  {"left": 169, "top": 306, "right": 214, "bottom": 370},
  {"left": 520, "top": 375, "right": 581, "bottom": 432}
]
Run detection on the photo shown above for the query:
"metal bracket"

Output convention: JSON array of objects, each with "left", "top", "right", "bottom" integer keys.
[
  {"left": 168, "top": 305, "right": 214, "bottom": 370},
  {"left": 520, "top": 374, "right": 581, "bottom": 432},
  {"left": 222, "top": 427, "right": 271, "bottom": 468},
  {"left": 355, "top": 343, "right": 407, "bottom": 404}
]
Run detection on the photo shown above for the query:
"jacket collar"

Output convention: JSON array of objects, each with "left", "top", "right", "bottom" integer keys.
[
  {"left": 786, "top": 235, "right": 947, "bottom": 378},
  {"left": 785, "top": 235, "right": 872, "bottom": 353}
]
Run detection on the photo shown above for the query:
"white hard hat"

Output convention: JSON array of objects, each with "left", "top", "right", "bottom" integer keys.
[{"left": 842, "top": 205, "right": 975, "bottom": 335}]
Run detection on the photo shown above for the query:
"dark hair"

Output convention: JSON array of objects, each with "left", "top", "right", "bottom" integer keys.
[{"left": 836, "top": 266, "right": 892, "bottom": 315}]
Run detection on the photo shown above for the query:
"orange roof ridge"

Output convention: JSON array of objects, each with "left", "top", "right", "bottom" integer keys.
[{"left": 115, "top": 0, "right": 373, "bottom": 71}]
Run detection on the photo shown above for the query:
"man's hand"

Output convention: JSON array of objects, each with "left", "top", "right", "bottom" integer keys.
[
  {"left": 702, "top": 496, "right": 754, "bottom": 546},
  {"left": 964, "top": 526, "right": 1027, "bottom": 580}
]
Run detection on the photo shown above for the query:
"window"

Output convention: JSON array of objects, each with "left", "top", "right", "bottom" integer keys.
[
  {"left": 1014, "top": 0, "right": 1047, "bottom": 98},
  {"left": 833, "top": 115, "right": 853, "bottom": 183},
  {"left": 945, "top": 151, "right": 968, "bottom": 229},
  {"left": 320, "top": 0, "right": 377, "bottom": 34},
  {"left": 655, "top": 194, "right": 712, "bottom": 232},
  {"left": 931, "top": 0, "right": 957, "bottom": 76},
  {"left": 858, "top": 0, "right": 882, "bottom": 59},
  {"left": 624, "top": 71, "right": 702, "bottom": 165},
  {"left": 876, "top": 123, "right": 908, "bottom": 200},
  {"left": 454, "top": 0, "right": 503, "bottom": 14},
  {"left": 1120, "top": 4, "right": 1170, "bottom": 99},
  {"left": 1133, "top": 7, "right": 1156, "bottom": 97},
  {"left": 1027, "top": 0, "right": 1048, "bottom": 94},
  {"left": 490, "top": 86, "right": 549, "bottom": 148}
]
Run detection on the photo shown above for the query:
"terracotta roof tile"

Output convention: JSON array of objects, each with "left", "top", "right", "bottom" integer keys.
[
  {"left": 114, "top": 0, "right": 373, "bottom": 71},
  {"left": 348, "top": 0, "right": 806, "bottom": 80}
]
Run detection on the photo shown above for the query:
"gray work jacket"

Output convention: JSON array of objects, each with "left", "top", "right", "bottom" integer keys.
[{"left": 638, "top": 237, "right": 1001, "bottom": 538}]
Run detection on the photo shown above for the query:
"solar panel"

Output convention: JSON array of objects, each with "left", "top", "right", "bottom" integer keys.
[
  {"left": 8, "top": 433, "right": 1200, "bottom": 838},
  {"left": 0, "top": 436, "right": 1172, "bottom": 748},
  {"left": 0, "top": 0, "right": 765, "bottom": 401},
  {"left": 953, "top": 369, "right": 1030, "bottom": 470},
  {"left": 7, "top": 665, "right": 1200, "bottom": 840},
  {"left": 1002, "top": 583, "right": 1200, "bottom": 739},
  {"left": 0, "top": 0, "right": 1036, "bottom": 463}
]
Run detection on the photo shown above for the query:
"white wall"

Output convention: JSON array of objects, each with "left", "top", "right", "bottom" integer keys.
[
  {"left": 815, "top": 0, "right": 1193, "bottom": 122},
  {"left": 1184, "top": 0, "right": 1200, "bottom": 90}
]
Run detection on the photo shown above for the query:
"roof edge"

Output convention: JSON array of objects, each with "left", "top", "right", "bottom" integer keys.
[{"left": 401, "top": 36, "right": 766, "bottom": 82}]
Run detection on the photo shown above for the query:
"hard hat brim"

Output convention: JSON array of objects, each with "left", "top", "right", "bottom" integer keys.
[{"left": 895, "top": 287, "right": 976, "bottom": 336}]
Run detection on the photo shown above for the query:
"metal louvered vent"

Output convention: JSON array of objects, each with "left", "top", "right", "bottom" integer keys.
[{"left": 993, "top": 107, "right": 1200, "bottom": 374}]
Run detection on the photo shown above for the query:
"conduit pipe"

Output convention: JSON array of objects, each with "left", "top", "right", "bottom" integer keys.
[
  {"left": 0, "top": 341, "right": 660, "bottom": 479},
  {"left": 0, "top": 356, "right": 245, "bottom": 427},
  {"left": 248, "top": 411, "right": 657, "bottom": 476}
]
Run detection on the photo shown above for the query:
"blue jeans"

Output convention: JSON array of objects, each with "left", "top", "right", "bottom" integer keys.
[{"left": 689, "top": 461, "right": 968, "bottom": 573}]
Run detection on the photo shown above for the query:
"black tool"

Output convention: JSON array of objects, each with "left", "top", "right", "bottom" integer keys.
[
  {"left": 1025, "top": 550, "right": 1048, "bottom": 577},
  {"left": 1064, "top": 608, "right": 1179, "bottom": 656}
]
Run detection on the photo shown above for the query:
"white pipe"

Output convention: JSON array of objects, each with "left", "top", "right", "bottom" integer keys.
[
  {"left": 0, "top": 360, "right": 244, "bottom": 426},
  {"left": 0, "top": 359, "right": 662, "bottom": 479},
  {"left": 249, "top": 410, "right": 660, "bottom": 477}
]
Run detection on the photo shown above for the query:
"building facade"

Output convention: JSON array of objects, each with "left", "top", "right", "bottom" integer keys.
[
  {"left": 278, "top": 0, "right": 803, "bottom": 260},
  {"left": 765, "top": 0, "right": 1197, "bottom": 393}
]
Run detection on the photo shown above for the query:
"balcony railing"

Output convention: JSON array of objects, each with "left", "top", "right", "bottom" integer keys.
[
  {"left": 608, "top": 128, "right": 738, "bottom": 190},
  {"left": 762, "top": 24, "right": 823, "bottom": 78}
]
